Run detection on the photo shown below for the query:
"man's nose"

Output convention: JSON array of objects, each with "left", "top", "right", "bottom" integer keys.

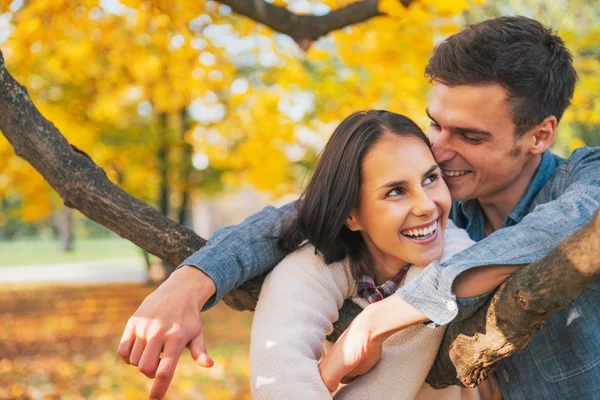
[{"left": 430, "top": 131, "right": 455, "bottom": 164}]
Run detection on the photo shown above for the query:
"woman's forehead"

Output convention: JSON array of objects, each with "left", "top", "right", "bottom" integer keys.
[{"left": 361, "top": 136, "right": 435, "bottom": 186}]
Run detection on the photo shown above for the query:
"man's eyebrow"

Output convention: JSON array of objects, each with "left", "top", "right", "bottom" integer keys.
[
  {"left": 425, "top": 108, "right": 438, "bottom": 124},
  {"left": 425, "top": 108, "right": 493, "bottom": 137},
  {"left": 454, "top": 126, "right": 493, "bottom": 137},
  {"left": 376, "top": 165, "right": 439, "bottom": 191}
]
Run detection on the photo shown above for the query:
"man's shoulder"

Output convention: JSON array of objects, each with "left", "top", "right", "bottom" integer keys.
[
  {"left": 538, "top": 146, "right": 600, "bottom": 203},
  {"left": 556, "top": 146, "right": 600, "bottom": 170}
]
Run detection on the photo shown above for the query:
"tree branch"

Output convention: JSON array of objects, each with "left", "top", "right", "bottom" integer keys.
[
  {"left": 216, "top": 0, "right": 395, "bottom": 49},
  {"left": 0, "top": 48, "right": 358, "bottom": 340},
  {"left": 427, "top": 209, "right": 600, "bottom": 388},
  {"left": 2, "top": 44, "right": 599, "bottom": 382},
  {"left": 0, "top": 51, "right": 204, "bottom": 267}
]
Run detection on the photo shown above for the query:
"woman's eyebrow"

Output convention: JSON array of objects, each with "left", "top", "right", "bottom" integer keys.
[
  {"left": 376, "top": 165, "right": 439, "bottom": 191},
  {"left": 422, "top": 164, "right": 439, "bottom": 177}
]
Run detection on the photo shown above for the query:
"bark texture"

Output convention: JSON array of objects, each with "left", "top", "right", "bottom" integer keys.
[
  {"left": 0, "top": 51, "right": 205, "bottom": 267},
  {"left": 216, "top": 0, "right": 412, "bottom": 49},
  {"left": 427, "top": 209, "right": 600, "bottom": 388}
]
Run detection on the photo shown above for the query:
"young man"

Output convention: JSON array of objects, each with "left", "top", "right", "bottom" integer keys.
[{"left": 118, "top": 16, "right": 600, "bottom": 399}]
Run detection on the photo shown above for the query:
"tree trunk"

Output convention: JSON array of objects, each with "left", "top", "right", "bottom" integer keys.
[
  {"left": 177, "top": 108, "right": 193, "bottom": 228},
  {"left": 157, "top": 112, "right": 177, "bottom": 277},
  {"left": 56, "top": 207, "right": 73, "bottom": 252},
  {"left": 0, "top": 51, "right": 205, "bottom": 268}
]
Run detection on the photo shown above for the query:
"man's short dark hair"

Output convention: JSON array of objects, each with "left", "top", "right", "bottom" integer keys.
[{"left": 425, "top": 16, "right": 578, "bottom": 137}]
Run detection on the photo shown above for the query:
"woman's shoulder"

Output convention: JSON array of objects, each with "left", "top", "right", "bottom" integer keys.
[
  {"left": 274, "top": 244, "right": 354, "bottom": 285},
  {"left": 278, "top": 243, "right": 327, "bottom": 268}
]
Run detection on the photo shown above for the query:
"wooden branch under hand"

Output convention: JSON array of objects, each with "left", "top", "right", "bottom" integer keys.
[{"left": 427, "top": 208, "right": 600, "bottom": 388}]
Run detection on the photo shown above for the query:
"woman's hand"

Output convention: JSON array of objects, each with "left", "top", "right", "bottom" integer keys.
[
  {"left": 318, "top": 314, "right": 384, "bottom": 392},
  {"left": 319, "top": 294, "right": 429, "bottom": 392}
]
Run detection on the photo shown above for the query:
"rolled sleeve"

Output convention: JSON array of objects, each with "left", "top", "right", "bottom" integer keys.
[
  {"left": 395, "top": 261, "right": 458, "bottom": 327},
  {"left": 178, "top": 202, "right": 296, "bottom": 310}
]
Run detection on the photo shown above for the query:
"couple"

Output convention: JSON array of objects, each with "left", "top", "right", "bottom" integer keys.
[
  {"left": 250, "top": 110, "right": 493, "bottom": 399},
  {"left": 118, "top": 16, "right": 600, "bottom": 400}
]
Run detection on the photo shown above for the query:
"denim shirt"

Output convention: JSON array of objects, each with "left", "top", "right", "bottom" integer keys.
[
  {"left": 446, "top": 148, "right": 600, "bottom": 399},
  {"left": 180, "top": 147, "right": 600, "bottom": 399}
]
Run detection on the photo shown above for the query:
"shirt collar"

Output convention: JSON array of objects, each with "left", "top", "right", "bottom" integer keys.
[
  {"left": 455, "top": 149, "right": 556, "bottom": 230},
  {"left": 506, "top": 149, "right": 556, "bottom": 225}
]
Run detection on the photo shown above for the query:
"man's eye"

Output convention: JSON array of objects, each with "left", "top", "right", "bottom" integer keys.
[
  {"left": 429, "top": 122, "right": 441, "bottom": 130},
  {"left": 463, "top": 135, "right": 483, "bottom": 144}
]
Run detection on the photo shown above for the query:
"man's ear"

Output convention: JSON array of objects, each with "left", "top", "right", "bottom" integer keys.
[
  {"left": 528, "top": 116, "right": 557, "bottom": 155},
  {"left": 345, "top": 209, "right": 362, "bottom": 232}
]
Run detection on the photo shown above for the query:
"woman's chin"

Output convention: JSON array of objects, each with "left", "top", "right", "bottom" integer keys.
[{"left": 409, "top": 247, "right": 444, "bottom": 267}]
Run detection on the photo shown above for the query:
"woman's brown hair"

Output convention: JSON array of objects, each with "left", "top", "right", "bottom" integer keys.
[{"left": 279, "top": 110, "right": 431, "bottom": 279}]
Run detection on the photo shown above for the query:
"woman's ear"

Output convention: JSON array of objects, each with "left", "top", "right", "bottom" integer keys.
[{"left": 345, "top": 209, "right": 362, "bottom": 231}]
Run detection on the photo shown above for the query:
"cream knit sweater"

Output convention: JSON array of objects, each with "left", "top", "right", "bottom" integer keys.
[{"left": 250, "top": 220, "right": 479, "bottom": 400}]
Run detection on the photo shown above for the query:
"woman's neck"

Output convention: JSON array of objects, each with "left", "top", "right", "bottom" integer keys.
[{"left": 361, "top": 234, "right": 409, "bottom": 285}]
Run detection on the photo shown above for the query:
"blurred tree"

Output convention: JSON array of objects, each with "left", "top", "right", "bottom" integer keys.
[
  {"left": 1, "top": 0, "right": 599, "bottom": 389},
  {"left": 0, "top": 0, "right": 480, "bottom": 227},
  {"left": 462, "top": 0, "right": 600, "bottom": 154}
]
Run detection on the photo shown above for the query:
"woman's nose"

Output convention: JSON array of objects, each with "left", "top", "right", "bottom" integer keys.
[{"left": 412, "top": 189, "right": 436, "bottom": 217}]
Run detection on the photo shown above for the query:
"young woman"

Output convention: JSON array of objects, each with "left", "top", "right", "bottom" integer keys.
[{"left": 249, "top": 110, "right": 482, "bottom": 399}]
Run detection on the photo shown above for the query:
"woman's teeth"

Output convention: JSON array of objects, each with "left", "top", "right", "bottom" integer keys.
[{"left": 401, "top": 220, "right": 438, "bottom": 239}]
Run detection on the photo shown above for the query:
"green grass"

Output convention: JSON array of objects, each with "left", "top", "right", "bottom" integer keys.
[{"left": 0, "top": 237, "right": 140, "bottom": 266}]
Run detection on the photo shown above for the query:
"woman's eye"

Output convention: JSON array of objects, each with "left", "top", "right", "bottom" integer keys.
[
  {"left": 429, "top": 122, "right": 441, "bottom": 130},
  {"left": 387, "top": 187, "right": 405, "bottom": 197},
  {"left": 423, "top": 173, "right": 440, "bottom": 185}
]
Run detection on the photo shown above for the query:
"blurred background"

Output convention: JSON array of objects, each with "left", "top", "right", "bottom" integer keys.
[{"left": 0, "top": 0, "right": 598, "bottom": 398}]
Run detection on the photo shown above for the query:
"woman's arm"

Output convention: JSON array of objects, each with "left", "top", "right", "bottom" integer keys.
[
  {"left": 250, "top": 246, "right": 354, "bottom": 399},
  {"left": 320, "top": 220, "right": 518, "bottom": 389},
  {"left": 319, "top": 294, "right": 428, "bottom": 391}
]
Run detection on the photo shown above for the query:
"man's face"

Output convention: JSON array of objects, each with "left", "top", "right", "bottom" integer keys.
[{"left": 426, "top": 82, "right": 529, "bottom": 203}]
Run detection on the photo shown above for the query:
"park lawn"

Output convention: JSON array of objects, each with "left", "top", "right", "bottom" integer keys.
[
  {"left": 0, "top": 283, "right": 253, "bottom": 399},
  {"left": 0, "top": 238, "right": 140, "bottom": 266}
]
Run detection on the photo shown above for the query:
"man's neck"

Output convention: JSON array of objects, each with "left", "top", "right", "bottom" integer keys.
[{"left": 478, "top": 154, "right": 542, "bottom": 233}]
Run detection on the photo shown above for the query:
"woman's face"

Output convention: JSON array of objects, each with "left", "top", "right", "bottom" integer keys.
[{"left": 346, "top": 134, "right": 451, "bottom": 280}]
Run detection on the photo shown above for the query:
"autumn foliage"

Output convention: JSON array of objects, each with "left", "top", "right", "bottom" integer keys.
[{"left": 0, "top": 284, "right": 254, "bottom": 399}]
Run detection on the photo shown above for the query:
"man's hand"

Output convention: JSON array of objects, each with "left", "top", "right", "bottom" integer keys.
[{"left": 117, "top": 266, "right": 217, "bottom": 399}]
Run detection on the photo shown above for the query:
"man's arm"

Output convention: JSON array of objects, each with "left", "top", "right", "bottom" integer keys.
[
  {"left": 118, "top": 266, "right": 216, "bottom": 399},
  {"left": 397, "top": 147, "right": 600, "bottom": 326},
  {"left": 179, "top": 201, "right": 296, "bottom": 310},
  {"left": 118, "top": 201, "right": 296, "bottom": 398}
]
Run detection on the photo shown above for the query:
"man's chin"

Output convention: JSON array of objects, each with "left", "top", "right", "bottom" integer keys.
[{"left": 448, "top": 186, "right": 476, "bottom": 202}]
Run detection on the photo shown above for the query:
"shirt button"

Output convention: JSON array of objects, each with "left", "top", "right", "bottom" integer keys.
[{"left": 446, "top": 300, "right": 457, "bottom": 312}]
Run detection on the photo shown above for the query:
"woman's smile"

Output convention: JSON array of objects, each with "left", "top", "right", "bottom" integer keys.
[{"left": 400, "top": 218, "right": 440, "bottom": 244}]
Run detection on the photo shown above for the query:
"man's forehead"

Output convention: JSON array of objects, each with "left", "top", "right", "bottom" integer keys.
[
  {"left": 429, "top": 82, "right": 508, "bottom": 106},
  {"left": 427, "top": 82, "right": 512, "bottom": 125}
]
